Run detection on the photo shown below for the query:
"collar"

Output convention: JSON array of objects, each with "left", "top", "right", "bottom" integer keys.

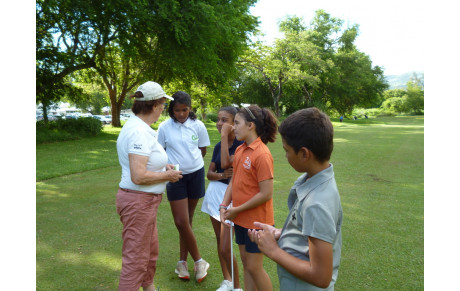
[
  {"left": 171, "top": 117, "right": 192, "bottom": 129},
  {"left": 241, "top": 137, "right": 263, "bottom": 150},
  {"left": 291, "top": 164, "right": 335, "bottom": 202}
]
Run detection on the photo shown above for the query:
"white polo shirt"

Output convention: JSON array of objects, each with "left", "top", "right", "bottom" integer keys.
[
  {"left": 117, "top": 115, "right": 168, "bottom": 194},
  {"left": 157, "top": 117, "right": 210, "bottom": 174}
]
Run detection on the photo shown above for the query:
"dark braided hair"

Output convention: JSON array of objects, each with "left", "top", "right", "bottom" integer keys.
[
  {"left": 168, "top": 91, "right": 197, "bottom": 121},
  {"left": 218, "top": 106, "right": 238, "bottom": 120}
]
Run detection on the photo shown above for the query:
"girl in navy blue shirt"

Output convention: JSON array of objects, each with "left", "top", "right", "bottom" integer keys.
[{"left": 201, "top": 106, "right": 243, "bottom": 291}]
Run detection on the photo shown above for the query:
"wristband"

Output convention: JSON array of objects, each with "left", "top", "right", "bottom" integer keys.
[{"left": 219, "top": 204, "right": 228, "bottom": 210}]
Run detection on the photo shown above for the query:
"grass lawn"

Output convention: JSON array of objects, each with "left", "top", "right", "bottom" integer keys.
[{"left": 36, "top": 116, "right": 424, "bottom": 290}]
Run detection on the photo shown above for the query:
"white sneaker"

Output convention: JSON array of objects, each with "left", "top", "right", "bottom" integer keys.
[
  {"left": 194, "top": 259, "right": 210, "bottom": 283},
  {"left": 216, "top": 280, "right": 233, "bottom": 291},
  {"left": 175, "top": 261, "right": 190, "bottom": 280}
]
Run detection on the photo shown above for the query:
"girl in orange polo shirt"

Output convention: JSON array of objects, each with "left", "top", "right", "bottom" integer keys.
[{"left": 220, "top": 105, "right": 278, "bottom": 291}]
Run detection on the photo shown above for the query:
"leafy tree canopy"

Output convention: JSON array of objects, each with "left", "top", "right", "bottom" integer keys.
[{"left": 37, "top": 0, "right": 258, "bottom": 125}]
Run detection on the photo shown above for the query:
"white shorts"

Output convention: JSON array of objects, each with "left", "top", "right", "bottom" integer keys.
[{"left": 201, "top": 181, "right": 232, "bottom": 223}]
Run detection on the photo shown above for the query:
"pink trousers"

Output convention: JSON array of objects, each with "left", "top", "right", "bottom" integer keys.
[{"left": 116, "top": 188, "right": 163, "bottom": 291}]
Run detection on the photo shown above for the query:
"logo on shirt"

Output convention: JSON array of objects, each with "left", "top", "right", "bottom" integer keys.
[
  {"left": 191, "top": 135, "right": 198, "bottom": 141},
  {"left": 243, "top": 156, "right": 251, "bottom": 169},
  {"left": 134, "top": 143, "right": 142, "bottom": 150}
]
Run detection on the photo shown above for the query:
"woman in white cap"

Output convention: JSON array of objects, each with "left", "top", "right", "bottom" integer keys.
[{"left": 116, "top": 81, "right": 183, "bottom": 291}]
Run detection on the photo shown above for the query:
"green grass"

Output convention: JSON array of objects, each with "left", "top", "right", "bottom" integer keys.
[{"left": 36, "top": 116, "right": 424, "bottom": 290}]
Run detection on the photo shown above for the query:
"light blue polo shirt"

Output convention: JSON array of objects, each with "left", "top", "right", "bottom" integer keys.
[
  {"left": 277, "top": 164, "right": 342, "bottom": 291},
  {"left": 157, "top": 117, "right": 210, "bottom": 174}
]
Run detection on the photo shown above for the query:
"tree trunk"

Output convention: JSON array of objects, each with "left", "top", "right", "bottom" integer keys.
[
  {"left": 111, "top": 102, "right": 121, "bottom": 127},
  {"left": 42, "top": 101, "right": 49, "bottom": 123},
  {"left": 273, "top": 78, "right": 283, "bottom": 117},
  {"left": 302, "top": 85, "right": 312, "bottom": 105},
  {"left": 274, "top": 95, "right": 280, "bottom": 117},
  {"left": 200, "top": 98, "right": 207, "bottom": 120},
  {"left": 107, "top": 85, "right": 119, "bottom": 127}
]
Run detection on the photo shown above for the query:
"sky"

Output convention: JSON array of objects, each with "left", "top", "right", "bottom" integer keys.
[{"left": 249, "top": 0, "right": 424, "bottom": 76}]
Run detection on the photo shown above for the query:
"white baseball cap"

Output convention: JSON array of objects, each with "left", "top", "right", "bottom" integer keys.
[{"left": 135, "top": 81, "right": 173, "bottom": 101}]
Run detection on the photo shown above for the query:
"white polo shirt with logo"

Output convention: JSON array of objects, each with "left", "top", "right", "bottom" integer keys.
[
  {"left": 157, "top": 117, "right": 210, "bottom": 174},
  {"left": 117, "top": 115, "right": 169, "bottom": 194}
]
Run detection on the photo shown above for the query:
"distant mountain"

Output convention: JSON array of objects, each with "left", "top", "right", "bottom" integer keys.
[{"left": 385, "top": 71, "right": 424, "bottom": 89}]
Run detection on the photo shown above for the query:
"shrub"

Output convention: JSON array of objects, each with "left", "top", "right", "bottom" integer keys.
[
  {"left": 377, "top": 110, "right": 397, "bottom": 117},
  {"left": 36, "top": 117, "right": 103, "bottom": 144},
  {"left": 206, "top": 112, "right": 218, "bottom": 122}
]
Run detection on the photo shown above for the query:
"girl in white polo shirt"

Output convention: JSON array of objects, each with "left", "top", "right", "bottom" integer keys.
[{"left": 157, "top": 91, "right": 211, "bottom": 283}]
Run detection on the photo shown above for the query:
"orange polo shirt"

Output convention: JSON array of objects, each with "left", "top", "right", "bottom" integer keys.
[{"left": 231, "top": 137, "right": 274, "bottom": 229}]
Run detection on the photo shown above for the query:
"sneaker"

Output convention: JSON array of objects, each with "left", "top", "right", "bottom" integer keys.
[
  {"left": 216, "top": 280, "right": 232, "bottom": 291},
  {"left": 194, "top": 259, "right": 210, "bottom": 283},
  {"left": 175, "top": 261, "right": 190, "bottom": 280}
]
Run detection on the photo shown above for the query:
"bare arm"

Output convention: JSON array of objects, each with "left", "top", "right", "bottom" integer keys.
[
  {"left": 220, "top": 179, "right": 233, "bottom": 224},
  {"left": 207, "top": 164, "right": 234, "bottom": 181},
  {"left": 220, "top": 123, "right": 234, "bottom": 169},
  {"left": 250, "top": 223, "right": 333, "bottom": 288},
  {"left": 224, "top": 179, "right": 273, "bottom": 221},
  {"left": 207, "top": 161, "right": 218, "bottom": 180},
  {"left": 199, "top": 146, "right": 207, "bottom": 157},
  {"left": 129, "top": 154, "right": 182, "bottom": 185}
]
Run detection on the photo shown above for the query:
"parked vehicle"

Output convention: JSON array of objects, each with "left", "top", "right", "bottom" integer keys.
[
  {"left": 120, "top": 114, "right": 131, "bottom": 121},
  {"left": 36, "top": 114, "right": 61, "bottom": 121},
  {"left": 65, "top": 113, "right": 79, "bottom": 120},
  {"left": 93, "top": 115, "right": 111, "bottom": 124}
]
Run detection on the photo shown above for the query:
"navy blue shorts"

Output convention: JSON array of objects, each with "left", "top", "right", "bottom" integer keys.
[
  {"left": 166, "top": 167, "right": 205, "bottom": 201},
  {"left": 234, "top": 224, "right": 261, "bottom": 253}
]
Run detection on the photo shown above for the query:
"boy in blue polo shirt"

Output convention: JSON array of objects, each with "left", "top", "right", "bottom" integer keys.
[{"left": 249, "top": 107, "right": 342, "bottom": 290}]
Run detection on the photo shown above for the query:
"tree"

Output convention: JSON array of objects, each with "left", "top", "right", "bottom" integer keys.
[
  {"left": 37, "top": 0, "right": 258, "bottom": 126},
  {"left": 313, "top": 18, "right": 387, "bottom": 115},
  {"left": 381, "top": 97, "right": 406, "bottom": 114},
  {"left": 36, "top": 0, "right": 125, "bottom": 116},
  {"left": 383, "top": 89, "right": 408, "bottom": 100},
  {"left": 404, "top": 75, "right": 424, "bottom": 114},
  {"left": 69, "top": 82, "right": 109, "bottom": 115},
  {"left": 242, "top": 32, "right": 323, "bottom": 116}
]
